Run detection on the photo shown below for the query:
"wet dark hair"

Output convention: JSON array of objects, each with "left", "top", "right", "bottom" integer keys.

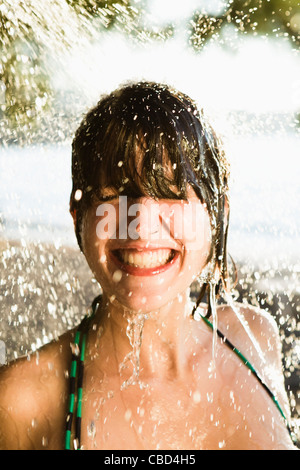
[{"left": 70, "top": 81, "right": 231, "bottom": 317}]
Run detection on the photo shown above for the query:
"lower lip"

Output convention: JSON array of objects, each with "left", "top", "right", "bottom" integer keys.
[{"left": 109, "top": 250, "right": 180, "bottom": 277}]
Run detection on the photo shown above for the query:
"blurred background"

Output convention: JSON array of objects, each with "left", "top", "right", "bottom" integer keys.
[{"left": 0, "top": 0, "right": 299, "bottom": 445}]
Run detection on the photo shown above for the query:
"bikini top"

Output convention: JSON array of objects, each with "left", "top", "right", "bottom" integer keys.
[{"left": 65, "top": 295, "right": 294, "bottom": 450}]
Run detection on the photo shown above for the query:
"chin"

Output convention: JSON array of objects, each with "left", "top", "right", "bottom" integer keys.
[{"left": 105, "top": 286, "right": 178, "bottom": 314}]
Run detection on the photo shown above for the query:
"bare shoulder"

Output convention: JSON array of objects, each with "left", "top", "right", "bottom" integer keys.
[
  {"left": 217, "top": 301, "right": 282, "bottom": 360},
  {"left": 217, "top": 301, "right": 291, "bottom": 420},
  {"left": 0, "top": 329, "right": 74, "bottom": 450}
]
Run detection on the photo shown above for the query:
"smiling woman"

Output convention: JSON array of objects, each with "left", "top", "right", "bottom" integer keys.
[
  {"left": 70, "top": 81, "right": 230, "bottom": 313},
  {"left": 0, "top": 81, "right": 297, "bottom": 450}
]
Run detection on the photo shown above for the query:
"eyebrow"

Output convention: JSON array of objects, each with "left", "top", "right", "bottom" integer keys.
[
  {"left": 91, "top": 187, "right": 119, "bottom": 201},
  {"left": 101, "top": 187, "right": 119, "bottom": 195}
]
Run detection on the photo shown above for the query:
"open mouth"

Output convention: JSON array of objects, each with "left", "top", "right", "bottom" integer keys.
[{"left": 110, "top": 248, "right": 178, "bottom": 276}]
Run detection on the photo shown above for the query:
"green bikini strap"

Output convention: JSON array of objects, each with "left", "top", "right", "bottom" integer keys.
[{"left": 200, "top": 313, "right": 295, "bottom": 441}]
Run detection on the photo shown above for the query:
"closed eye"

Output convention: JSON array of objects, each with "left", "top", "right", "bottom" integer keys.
[
  {"left": 92, "top": 190, "right": 119, "bottom": 203},
  {"left": 99, "top": 195, "right": 119, "bottom": 202}
]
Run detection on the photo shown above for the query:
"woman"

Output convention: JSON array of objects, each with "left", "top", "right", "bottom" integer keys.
[{"left": 0, "top": 82, "right": 296, "bottom": 450}]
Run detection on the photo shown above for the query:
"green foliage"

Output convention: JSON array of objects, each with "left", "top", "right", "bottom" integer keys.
[
  {"left": 0, "top": 38, "right": 51, "bottom": 142},
  {"left": 189, "top": 0, "right": 300, "bottom": 50}
]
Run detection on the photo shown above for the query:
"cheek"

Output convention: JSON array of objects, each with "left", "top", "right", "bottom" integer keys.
[
  {"left": 82, "top": 203, "right": 118, "bottom": 247},
  {"left": 181, "top": 206, "right": 212, "bottom": 276},
  {"left": 81, "top": 210, "right": 96, "bottom": 253},
  {"left": 171, "top": 202, "right": 212, "bottom": 254},
  {"left": 80, "top": 210, "right": 107, "bottom": 274}
]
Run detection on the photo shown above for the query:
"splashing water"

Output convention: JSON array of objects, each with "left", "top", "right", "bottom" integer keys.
[
  {"left": 210, "top": 282, "right": 218, "bottom": 368},
  {"left": 0, "top": 0, "right": 299, "bottom": 448},
  {"left": 223, "top": 290, "right": 266, "bottom": 366},
  {"left": 119, "top": 312, "right": 149, "bottom": 391}
]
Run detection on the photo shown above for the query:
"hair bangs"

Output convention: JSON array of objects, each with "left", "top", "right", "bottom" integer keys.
[{"left": 91, "top": 94, "right": 204, "bottom": 202}]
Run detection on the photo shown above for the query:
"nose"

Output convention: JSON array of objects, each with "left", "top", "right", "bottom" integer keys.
[{"left": 127, "top": 197, "right": 160, "bottom": 240}]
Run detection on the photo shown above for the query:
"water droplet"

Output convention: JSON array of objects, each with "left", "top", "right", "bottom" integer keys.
[
  {"left": 192, "top": 390, "right": 201, "bottom": 404},
  {"left": 70, "top": 342, "right": 80, "bottom": 356},
  {"left": 112, "top": 270, "right": 122, "bottom": 283},
  {"left": 124, "top": 409, "right": 132, "bottom": 421},
  {"left": 31, "top": 418, "right": 37, "bottom": 428},
  {"left": 73, "top": 438, "right": 79, "bottom": 450},
  {"left": 74, "top": 189, "right": 82, "bottom": 201},
  {"left": 87, "top": 421, "right": 96, "bottom": 439}
]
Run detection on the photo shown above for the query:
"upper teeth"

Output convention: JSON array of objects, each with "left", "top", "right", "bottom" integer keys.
[{"left": 118, "top": 249, "right": 172, "bottom": 268}]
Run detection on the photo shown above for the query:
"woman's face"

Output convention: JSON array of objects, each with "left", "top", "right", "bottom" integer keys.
[{"left": 80, "top": 183, "right": 212, "bottom": 312}]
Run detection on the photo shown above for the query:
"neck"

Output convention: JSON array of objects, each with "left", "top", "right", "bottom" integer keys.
[{"left": 91, "top": 290, "right": 195, "bottom": 381}]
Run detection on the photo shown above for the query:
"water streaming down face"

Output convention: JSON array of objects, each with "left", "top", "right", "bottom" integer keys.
[
  {"left": 0, "top": 0, "right": 299, "bottom": 447},
  {"left": 119, "top": 312, "right": 149, "bottom": 391}
]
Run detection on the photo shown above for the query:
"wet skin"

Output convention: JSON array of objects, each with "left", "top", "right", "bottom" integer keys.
[
  {"left": 0, "top": 189, "right": 296, "bottom": 450},
  {"left": 0, "top": 303, "right": 295, "bottom": 450}
]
